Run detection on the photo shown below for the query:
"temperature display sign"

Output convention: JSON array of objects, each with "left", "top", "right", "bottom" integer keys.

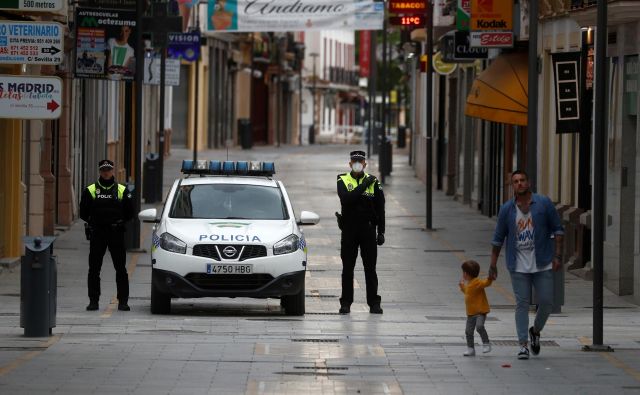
[{"left": 389, "top": 16, "right": 425, "bottom": 26}]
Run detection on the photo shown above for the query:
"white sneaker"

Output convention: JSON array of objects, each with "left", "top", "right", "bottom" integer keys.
[
  {"left": 482, "top": 343, "right": 492, "bottom": 353},
  {"left": 517, "top": 345, "right": 530, "bottom": 360},
  {"left": 463, "top": 347, "right": 476, "bottom": 356}
]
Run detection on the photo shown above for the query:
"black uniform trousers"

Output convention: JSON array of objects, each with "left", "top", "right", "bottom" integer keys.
[
  {"left": 339, "top": 221, "right": 381, "bottom": 307},
  {"left": 88, "top": 226, "right": 129, "bottom": 303}
]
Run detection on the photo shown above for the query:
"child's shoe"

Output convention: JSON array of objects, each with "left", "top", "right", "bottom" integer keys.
[
  {"left": 463, "top": 347, "right": 475, "bottom": 356},
  {"left": 482, "top": 343, "right": 491, "bottom": 353}
]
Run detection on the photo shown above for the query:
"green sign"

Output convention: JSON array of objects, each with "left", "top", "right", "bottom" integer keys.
[
  {"left": 0, "top": 0, "right": 63, "bottom": 12},
  {"left": 457, "top": 0, "right": 470, "bottom": 31}
]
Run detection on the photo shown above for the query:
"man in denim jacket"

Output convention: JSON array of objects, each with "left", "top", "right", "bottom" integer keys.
[{"left": 489, "top": 170, "right": 564, "bottom": 360}]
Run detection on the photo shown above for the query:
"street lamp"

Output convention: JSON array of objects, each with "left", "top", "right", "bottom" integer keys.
[{"left": 309, "top": 52, "right": 319, "bottom": 145}]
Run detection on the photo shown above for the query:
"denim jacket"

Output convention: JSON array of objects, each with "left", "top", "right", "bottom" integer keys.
[{"left": 491, "top": 193, "right": 564, "bottom": 272}]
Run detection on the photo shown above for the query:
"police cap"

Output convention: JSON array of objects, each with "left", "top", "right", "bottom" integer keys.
[
  {"left": 98, "top": 159, "right": 115, "bottom": 170},
  {"left": 350, "top": 151, "right": 366, "bottom": 161}
]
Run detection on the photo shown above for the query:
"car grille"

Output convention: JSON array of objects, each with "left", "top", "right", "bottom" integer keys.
[
  {"left": 239, "top": 245, "right": 267, "bottom": 261},
  {"left": 185, "top": 273, "right": 274, "bottom": 290},
  {"left": 193, "top": 244, "right": 221, "bottom": 260},
  {"left": 192, "top": 244, "right": 267, "bottom": 261}
]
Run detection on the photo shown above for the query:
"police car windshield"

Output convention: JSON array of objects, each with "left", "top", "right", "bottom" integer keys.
[{"left": 169, "top": 184, "right": 289, "bottom": 220}]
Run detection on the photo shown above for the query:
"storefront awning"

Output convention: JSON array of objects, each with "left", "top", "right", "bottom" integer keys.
[{"left": 465, "top": 52, "right": 528, "bottom": 126}]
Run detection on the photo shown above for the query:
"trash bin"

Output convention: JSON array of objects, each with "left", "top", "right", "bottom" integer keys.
[
  {"left": 378, "top": 134, "right": 392, "bottom": 176},
  {"left": 397, "top": 126, "right": 406, "bottom": 148},
  {"left": 308, "top": 125, "right": 315, "bottom": 145},
  {"left": 238, "top": 119, "right": 252, "bottom": 149},
  {"left": 20, "top": 236, "right": 57, "bottom": 337},
  {"left": 143, "top": 153, "right": 160, "bottom": 203}
]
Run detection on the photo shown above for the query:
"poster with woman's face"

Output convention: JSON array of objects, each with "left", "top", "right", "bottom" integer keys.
[{"left": 207, "top": 0, "right": 238, "bottom": 31}]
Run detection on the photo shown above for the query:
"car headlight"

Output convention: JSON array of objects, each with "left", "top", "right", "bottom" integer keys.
[
  {"left": 160, "top": 232, "right": 187, "bottom": 254},
  {"left": 273, "top": 234, "right": 299, "bottom": 255}
]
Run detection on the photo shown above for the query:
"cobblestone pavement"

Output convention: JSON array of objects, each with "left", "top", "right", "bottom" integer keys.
[{"left": 1, "top": 145, "right": 639, "bottom": 395}]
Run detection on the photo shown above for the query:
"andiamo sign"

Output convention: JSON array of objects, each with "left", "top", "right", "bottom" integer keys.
[
  {"left": 0, "top": 75, "right": 62, "bottom": 120},
  {"left": 0, "top": 0, "right": 64, "bottom": 12}
]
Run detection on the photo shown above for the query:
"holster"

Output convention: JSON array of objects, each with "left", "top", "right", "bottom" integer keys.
[
  {"left": 84, "top": 223, "right": 92, "bottom": 241},
  {"left": 335, "top": 212, "right": 343, "bottom": 230}
]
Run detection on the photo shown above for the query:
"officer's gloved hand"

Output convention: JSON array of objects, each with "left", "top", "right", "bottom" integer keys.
[
  {"left": 364, "top": 175, "right": 377, "bottom": 188},
  {"left": 376, "top": 233, "right": 385, "bottom": 246}
]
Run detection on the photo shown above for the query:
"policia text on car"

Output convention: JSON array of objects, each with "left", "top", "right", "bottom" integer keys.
[
  {"left": 336, "top": 151, "right": 385, "bottom": 314},
  {"left": 80, "top": 160, "right": 134, "bottom": 312}
]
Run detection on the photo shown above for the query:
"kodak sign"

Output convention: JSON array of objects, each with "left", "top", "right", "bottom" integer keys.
[
  {"left": 389, "top": 0, "right": 426, "bottom": 15},
  {"left": 470, "top": 0, "right": 513, "bottom": 31}
]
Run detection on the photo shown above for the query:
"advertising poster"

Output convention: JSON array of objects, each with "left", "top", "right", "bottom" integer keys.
[
  {"left": 75, "top": 8, "right": 137, "bottom": 81},
  {"left": 168, "top": 32, "right": 201, "bottom": 62},
  {"left": 206, "top": 0, "right": 384, "bottom": 32}
]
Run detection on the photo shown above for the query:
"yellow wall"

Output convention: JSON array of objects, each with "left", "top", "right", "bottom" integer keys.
[{"left": 0, "top": 118, "right": 22, "bottom": 259}]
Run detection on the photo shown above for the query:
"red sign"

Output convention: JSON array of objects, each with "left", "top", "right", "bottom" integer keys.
[
  {"left": 470, "top": 31, "right": 514, "bottom": 48},
  {"left": 389, "top": 0, "right": 426, "bottom": 14},
  {"left": 389, "top": 15, "right": 425, "bottom": 26},
  {"left": 359, "top": 31, "right": 371, "bottom": 77}
]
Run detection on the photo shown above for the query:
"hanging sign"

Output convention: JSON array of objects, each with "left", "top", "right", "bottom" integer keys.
[
  {"left": 552, "top": 52, "right": 581, "bottom": 134},
  {"left": 457, "top": 0, "right": 470, "bottom": 31},
  {"left": 75, "top": 8, "right": 138, "bottom": 81},
  {"left": 0, "top": 0, "right": 63, "bottom": 12},
  {"left": 470, "top": 0, "right": 513, "bottom": 31},
  {"left": 389, "top": 0, "right": 426, "bottom": 15},
  {"left": 0, "top": 21, "right": 64, "bottom": 65},
  {"left": 359, "top": 30, "right": 371, "bottom": 78},
  {"left": 454, "top": 31, "right": 488, "bottom": 59},
  {"left": 206, "top": 0, "right": 384, "bottom": 32},
  {"left": 143, "top": 56, "right": 181, "bottom": 86},
  {"left": 432, "top": 51, "right": 457, "bottom": 75},
  {"left": 0, "top": 75, "right": 62, "bottom": 120},
  {"left": 470, "top": 31, "right": 513, "bottom": 48},
  {"left": 168, "top": 32, "right": 201, "bottom": 62},
  {"left": 76, "top": 0, "right": 136, "bottom": 8}
]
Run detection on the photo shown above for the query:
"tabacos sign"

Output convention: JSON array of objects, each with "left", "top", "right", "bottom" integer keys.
[{"left": 470, "top": 0, "right": 513, "bottom": 31}]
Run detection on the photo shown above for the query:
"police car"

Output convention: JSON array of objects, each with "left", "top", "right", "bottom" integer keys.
[{"left": 138, "top": 160, "right": 319, "bottom": 315}]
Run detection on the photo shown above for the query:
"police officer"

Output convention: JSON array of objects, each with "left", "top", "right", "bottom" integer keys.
[
  {"left": 337, "top": 150, "right": 385, "bottom": 314},
  {"left": 80, "top": 160, "right": 134, "bottom": 311}
]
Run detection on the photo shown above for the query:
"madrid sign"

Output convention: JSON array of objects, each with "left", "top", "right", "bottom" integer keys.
[
  {"left": 0, "top": 21, "right": 64, "bottom": 65},
  {"left": 0, "top": 0, "right": 64, "bottom": 12},
  {"left": 0, "top": 75, "right": 62, "bottom": 120}
]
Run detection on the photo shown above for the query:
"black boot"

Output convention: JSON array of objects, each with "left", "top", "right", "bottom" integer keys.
[
  {"left": 86, "top": 300, "right": 99, "bottom": 311},
  {"left": 369, "top": 304, "right": 383, "bottom": 314},
  {"left": 339, "top": 305, "right": 350, "bottom": 314},
  {"left": 118, "top": 301, "right": 130, "bottom": 311}
]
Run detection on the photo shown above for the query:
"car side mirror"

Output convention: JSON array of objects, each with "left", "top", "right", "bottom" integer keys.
[
  {"left": 138, "top": 208, "right": 159, "bottom": 223},
  {"left": 297, "top": 210, "right": 320, "bottom": 225}
]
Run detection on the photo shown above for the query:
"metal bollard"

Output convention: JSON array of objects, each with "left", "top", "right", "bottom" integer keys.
[{"left": 20, "top": 236, "right": 57, "bottom": 337}]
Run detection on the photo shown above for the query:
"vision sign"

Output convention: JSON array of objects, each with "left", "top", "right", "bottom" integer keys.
[
  {"left": 0, "top": 0, "right": 63, "bottom": 11},
  {"left": 0, "top": 75, "right": 62, "bottom": 120},
  {"left": 0, "top": 21, "right": 64, "bottom": 65}
]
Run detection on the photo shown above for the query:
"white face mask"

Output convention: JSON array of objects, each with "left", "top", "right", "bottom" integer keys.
[{"left": 351, "top": 162, "right": 364, "bottom": 173}]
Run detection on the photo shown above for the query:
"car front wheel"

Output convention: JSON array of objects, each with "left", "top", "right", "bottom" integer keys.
[
  {"left": 282, "top": 285, "right": 305, "bottom": 316},
  {"left": 151, "top": 282, "right": 171, "bottom": 314}
]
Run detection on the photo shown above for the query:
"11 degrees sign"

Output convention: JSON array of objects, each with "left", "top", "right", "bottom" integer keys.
[{"left": 0, "top": 0, "right": 64, "bottom": 12}]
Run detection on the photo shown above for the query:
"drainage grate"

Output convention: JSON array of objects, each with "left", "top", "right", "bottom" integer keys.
[
  {"left": 400, "top": 342, "right": 466, "bottom": 347},
  {"left": 0, "top": 312, "right": 18, "bottom": 316},
  {"left": 0, "top": 346, "right": 47, "bottom": 351},
  {"left": 306, "top": 312, "right": 342, "bottom": 315},
  {"left": 424, "top": 249, "right": 465, "bottom": 253},
  {"left": 584, "top": 306, "right": 637, "bottom": 310},
  {"left": 491, "top": 340, "right": 559, "bottom": 347},
  {"left": 293, "top": 366, "right": 349, "bottom": 370},
  {"left": 0, "top": 293, "right": 19, "bottom": 297},
  {"left": 279, "top": 371, "right": 345, "bottom": 377},
  {"left": 306, "top": 294, "right": 338, "bottom": 298},
  {"left": 426, "top": 316, "right": 499, "bottom": 322},
  {"left": 246, "top": 318, "right": 302, "bottom": 322},
  {"left": 306, "top": 269, "right": 327, "bottom": 272},
  {"left": 292, "top": 338, "right": 340, "bottom": 343}
]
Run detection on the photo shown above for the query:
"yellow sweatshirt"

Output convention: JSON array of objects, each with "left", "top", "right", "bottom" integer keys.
[{"left": 459, "top": 277, "right": 493, "bottom": 316}]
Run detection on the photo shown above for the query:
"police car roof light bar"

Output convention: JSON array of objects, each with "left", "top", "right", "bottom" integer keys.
[{"left": 181, "top": 160, "right": 275, "bottom": 176}]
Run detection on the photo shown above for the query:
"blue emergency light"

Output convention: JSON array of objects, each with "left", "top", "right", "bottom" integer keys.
[{"left": 181, "top": 160, "right": 276, "bottom": 176}]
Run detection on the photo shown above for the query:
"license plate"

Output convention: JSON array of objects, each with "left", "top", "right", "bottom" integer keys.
[{"left": 206, "top": 264, "right": 253, "bottom": 274}]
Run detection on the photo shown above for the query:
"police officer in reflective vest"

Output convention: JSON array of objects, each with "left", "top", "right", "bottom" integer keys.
[
  {"left": 337, "top": 150, "right": 385, "bottom": 314},
  {"left": 80, "top": 160, "right": 134, "bottom": 311}
]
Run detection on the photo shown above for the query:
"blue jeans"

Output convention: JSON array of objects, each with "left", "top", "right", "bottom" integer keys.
[{"left": 509, "top": 270, "right": 554, "bottom": 344}]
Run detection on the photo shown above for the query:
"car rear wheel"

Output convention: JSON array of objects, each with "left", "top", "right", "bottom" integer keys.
[
  {"left": 282, "top": 285, "right": 305, "bottom": 316},
  {"left": 151, "top": 282, "right": 171, "bottom": 314}
]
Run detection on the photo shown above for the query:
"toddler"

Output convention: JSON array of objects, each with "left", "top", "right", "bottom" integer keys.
[{"left": 459, "top": 260, "right": 493, "bottom": 356}]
